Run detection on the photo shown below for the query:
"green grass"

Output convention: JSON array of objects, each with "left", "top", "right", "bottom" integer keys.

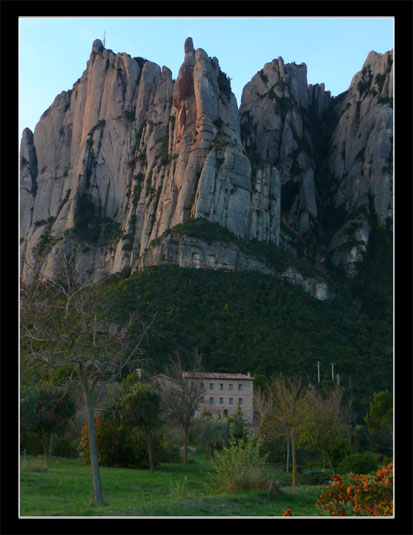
[{"left": 20, "top": 451, "right": 322, "bottom": 517}]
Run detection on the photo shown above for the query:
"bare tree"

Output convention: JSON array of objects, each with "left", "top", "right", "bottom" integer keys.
[
  {"left": 253, "top": 386, "right": 274, "bottom": 424},
  {"left": 156, "top": 351, "right": 203, "bottom": 465},
  {"left": 20, "top": 250, "right": 155, "bottom": 505}
]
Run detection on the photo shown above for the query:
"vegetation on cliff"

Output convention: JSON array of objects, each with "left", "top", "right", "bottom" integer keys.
[{"left": 96, "top": 261, "right": 392, "bottom": 420}]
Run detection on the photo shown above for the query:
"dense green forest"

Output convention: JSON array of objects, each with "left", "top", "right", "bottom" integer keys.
[{"left": 96, "top": 221, "right": 392, "bottom": 421}]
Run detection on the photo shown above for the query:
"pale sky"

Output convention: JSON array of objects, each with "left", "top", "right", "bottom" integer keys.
[{"left": 19, "top": 17, "right": 394, "bottom": 139}]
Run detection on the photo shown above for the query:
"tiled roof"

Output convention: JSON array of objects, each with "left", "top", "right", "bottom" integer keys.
[{"left": 183, "top": 372, "right": 254, "bottom": 380}]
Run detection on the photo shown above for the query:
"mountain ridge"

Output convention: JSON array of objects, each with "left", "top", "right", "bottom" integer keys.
[{"left": 20, "top": 37, "right": 393, "bottom": 296}]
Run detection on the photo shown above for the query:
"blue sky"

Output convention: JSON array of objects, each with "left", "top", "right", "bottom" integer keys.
[{"left": 19, "top": 17, "right": 394, "bottom": 139}]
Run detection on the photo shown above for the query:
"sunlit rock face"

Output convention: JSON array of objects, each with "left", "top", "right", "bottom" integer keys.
[
  {"left": 20, "top": 38, "right": 392, "bottom": 284},
  {"left": 20, "top": 37, "right": 282, "bottom": 282}
]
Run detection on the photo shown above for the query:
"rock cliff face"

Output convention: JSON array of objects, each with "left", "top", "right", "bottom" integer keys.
[
  {"left": 239, "top": 57, "right": 331, "bottom": 236},
  {"left": 20, "top": 38, "right": 281, "bottom": 283},
  {"left": 20, "top": 38, "right": 393, "bottom": 290},
  {"left": 326, "top": 50, "right": 393, "bottom": 276}
]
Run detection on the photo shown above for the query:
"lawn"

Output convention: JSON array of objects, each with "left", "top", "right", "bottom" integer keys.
[{"left": 20, "top": 450, "right": 323, "bottom": 517}]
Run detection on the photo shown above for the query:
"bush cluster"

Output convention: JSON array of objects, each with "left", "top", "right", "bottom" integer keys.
[
  {"left": 316, "top": 463, "right": 393, "bottom": 516},
  {"left": 206, "top": 433, "right": 274, "bottom": 493},
  {"left": 336, "top": 451, "right": 378, "bottom": 475},
  {"left": 80, "top": 415, "right": 172, "bottom": 469}
]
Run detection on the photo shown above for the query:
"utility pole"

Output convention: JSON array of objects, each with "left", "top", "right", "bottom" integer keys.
[
  {"left": 316, "top": 361, "right": 321, "bottom": 383},
  {"left": 336, "top": 374, "right": 340, "bottom": 386},
  {"left": 330, "top": 363, "right": 335, "bottom": 382}
]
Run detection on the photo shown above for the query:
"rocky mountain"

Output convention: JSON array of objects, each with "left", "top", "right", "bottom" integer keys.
[{"left": 20, "top": 37, "right": 393, "bottom": 297}]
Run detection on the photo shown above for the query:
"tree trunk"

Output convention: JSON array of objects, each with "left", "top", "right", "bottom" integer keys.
[
  {"left": 286, "top": 437, "right": 290, "bottom": 473},
  {"left": 325, "top": 451, "right": 334, "bottom": 474},
  {"left": 80, "top": 377, "right": 106, "bottom": 506},
  {"left": 183, "top": 428, "right": 188, "bottom": 465},
  {"left": 48, "top": 432, "right": 54, "bottom": 466},
  {"left": 147, "top": 433, "right": 154, "bottom": 473},
  {"left": 43, "top": 438, "right": 50, "bottom": 466},
  {"left": 291, "top": 434, "right": 296, "bottom": 487}
]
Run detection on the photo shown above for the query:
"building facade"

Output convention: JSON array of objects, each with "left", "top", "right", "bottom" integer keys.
[{"left": 183, "top": 372, "right": 255, "bottom": 423}]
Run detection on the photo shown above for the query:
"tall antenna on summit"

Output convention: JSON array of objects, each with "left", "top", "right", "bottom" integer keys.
[{"left": 103, "top": 30, "right": 106, "bottom": 47}]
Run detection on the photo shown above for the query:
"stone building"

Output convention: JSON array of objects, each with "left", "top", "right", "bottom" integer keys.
[{"left": 183, "top": 371, "right": 255, "bottom": 423}]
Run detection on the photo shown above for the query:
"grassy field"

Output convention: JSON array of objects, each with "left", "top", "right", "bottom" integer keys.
[{"left": 20, "top": 449, "right": 323, "bottom": 517}]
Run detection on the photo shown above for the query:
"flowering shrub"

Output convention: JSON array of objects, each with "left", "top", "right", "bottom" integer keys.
[
  {"left": 316, "top": 463, "right": 393, "bottom": 516},
  {"left": 283, "top": 508, "right": 292, "bottom": 516}
]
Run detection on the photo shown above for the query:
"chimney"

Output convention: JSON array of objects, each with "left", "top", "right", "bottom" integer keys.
[
  {"left": 247, "top": 371, "right": 250, "bottom": 377},
  {"left": 137, "top": 368, "right": 142, "bottom": 379}
]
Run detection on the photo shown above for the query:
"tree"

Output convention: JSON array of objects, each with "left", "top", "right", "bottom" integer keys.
[
  {"left": 20, "top": 388, "right": 40, "bottom": 434},
  {"left": 364, "top": 389, "right": 393, "bottom": 456},
  {"left": 260, "top": 376, "right": 308, "bottom": 486},
  {"left": 227, "top": 404, "right": 248, "bottom": 442},
  {"left": 158, "top": 351, "right": 203, "bottom": 464},
  {"left": 119, "top": 380, "right": 163, "bottom": 473},
  {"left": 20, "top": 250, "right": 155, "bottom": 505},
  {"left": 298, "top": 385, "right": 352, "bottom": 473},
  {"left": 20, "top": 383, "right": 76, "bottom": 465},
  {"left": 192, "top": 416, "right": 229, "bottom": 458}
]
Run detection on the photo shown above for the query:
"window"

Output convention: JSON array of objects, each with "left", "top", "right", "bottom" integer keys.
[
  {"left": 238, "top": 398, "right": 243, "bottom": 404},
  {"left": 210, "top": 383, "right": 214, "bottom": 389},
  {"left": 200, "top": 383, "right": 204, "bottom": 390},
  {"left": 209, "top": 397, "right": 214, "bottom": 404},
  {"left": 238, "top": 384, "right": 243, "bottom": 391},
  {"left": 200, "top": 397, "right": 204, "bottom": 403},
  {"left": 229, "top": 384, "right": 233, "bottom": 390},
  {"left": 219, "top": 397, "right": 223, "bottom": 404},
  {"left": 219, "top": 383, "right": 223, "bottom": 390},
  {"left": 229, "top": 398, "right": 233, "bottom": 404}
]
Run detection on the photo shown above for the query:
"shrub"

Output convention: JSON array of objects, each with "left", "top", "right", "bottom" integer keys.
[
  {"left": 80, "top": 415, "right": 167, "bottom": 469},
  {"left": 191, "top": 417, "right": 229, "bottom": 457},
  {"left": 217, "top": 69, "right": 232, "bottom": 99},
  {"left": 228, "top": 467, "right": 276, "bottom": 492},
  {"left": 205, "top": 433, "right": 270, "bottom": 493},
  {"left": 23, "top": 458, "right": 49, "bottom": 473},
  {"left": 302, "top": 467, "right": 332, "bottom": 485},
  {"left": 316, "top": 463, "right": 393, "bottom": 516},
  {"left": 168, "top": 476, "right": 190, "bottom": 498},
  {"left": 20, "top": 431, "right": 44, "bottom": 456},
  {"left": 259, "top": 70, "right": 268, "bottom": 84},
  {"left": 53, "top": 436, "right": 79, "bottom": 458},
  {"left": 336, "top": 451, "right": 379, "bottom": 476}
]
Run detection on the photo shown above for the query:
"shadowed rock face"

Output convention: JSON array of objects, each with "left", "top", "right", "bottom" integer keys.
[
  {"left": 325, "top": 50, "right": 393, "bottom": 276},
  {"left": 330, "top": 50, "right": 393, "bottom": 223},
  {"left": 20, "top": 38, "right": 392, "bottom": 285},
  {"left": 239, "top": 57, "right": 331, "bottom": 236}
]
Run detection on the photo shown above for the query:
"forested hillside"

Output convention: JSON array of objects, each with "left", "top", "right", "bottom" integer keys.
[{"left": 96, "top": 237, "right": 392, "bottom": 420}]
